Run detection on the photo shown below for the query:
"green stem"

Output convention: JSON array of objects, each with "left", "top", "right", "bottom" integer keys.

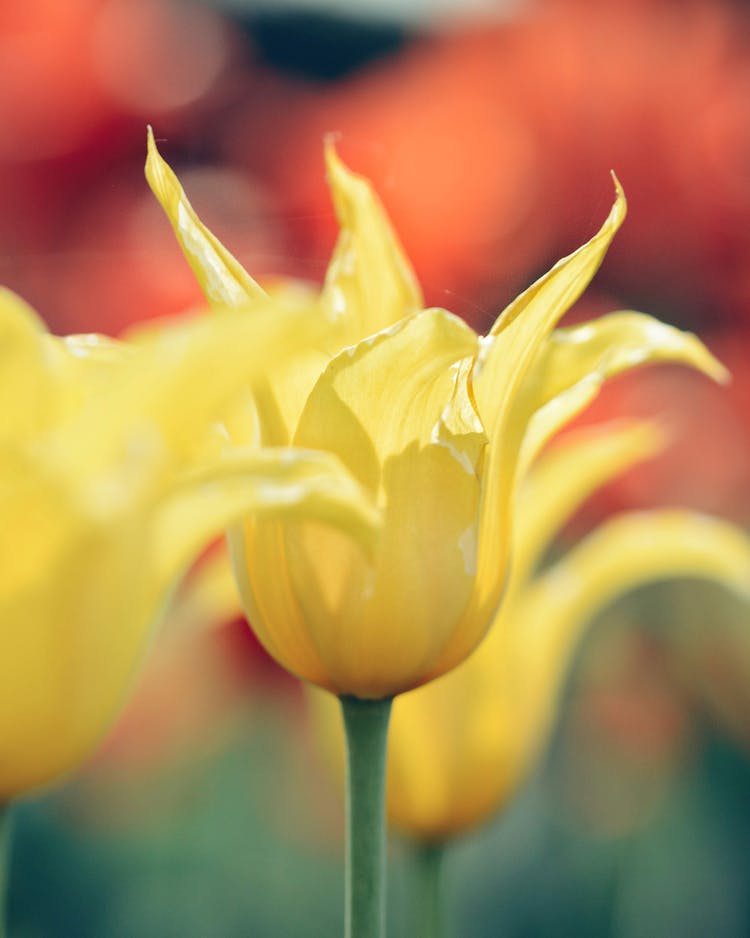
[
  {"left": 340, "top": 695, "right": 393, "bottom": 938},
  {"left": 0, "top": 804, "right": 12, "bottom": 938},
  {"left": 411, "top": 841, "right": 447, "bottom": 938}
]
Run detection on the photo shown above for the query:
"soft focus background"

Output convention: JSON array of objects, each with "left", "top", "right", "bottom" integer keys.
[{"left": 5, "top": 0, "right": 750, "bottom": 934}]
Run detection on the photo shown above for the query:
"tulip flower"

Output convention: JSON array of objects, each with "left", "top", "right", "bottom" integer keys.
[
  {"left": 146, "top": 131, "right": 726, "bottom": 701},
  {"left": 0, "top": 285, "right": 377, "bottom": 802},
  {"left": 147, "top": 130, "right": 730, "bottom": 938}
]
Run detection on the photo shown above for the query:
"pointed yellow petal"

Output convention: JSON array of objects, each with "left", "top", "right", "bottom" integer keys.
[
  {"left": 321, "top": 142, "right": 424, "bottom": 345},
  {"left": 153, "top": 446, "right": 381, "bottom": 591},
  {"left": 513, "top": 420, "right": 665, "bottom": 588},
  {"left": 511, "top": 510, "right": 750, "bottom": 772},
  {"left": 472, "top": 176, "right": 627, "bottom": 437},
  {"left": 467, "top": 180, "right": 627, "bottom": 651},
  {"left": 145, "top": 127, "right": 266, "bottom": 307}
]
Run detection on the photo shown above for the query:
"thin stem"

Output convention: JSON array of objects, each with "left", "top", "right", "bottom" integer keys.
[
  {"left": 411, "top": 841, "right": 446, "bottom": 938},
  {"left": 0, "top": 804, "right": 12, "bottom": 938},
  {"left": 340, "top": 695, "right": 393, "bottom": 938}
]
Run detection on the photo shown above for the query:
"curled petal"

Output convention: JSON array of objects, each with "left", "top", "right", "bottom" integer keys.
[
  {"left": 510, "top": 510, "right": 750, "bottom": 777},
  {"left": 515, "top": 313, "right": 727, "bottom": 474},
  {"left": 529, "top": 310, "right": 729, "bottom": 405},
  {"left": 153, "top": 446, "right": 381, "bottom": 592}
]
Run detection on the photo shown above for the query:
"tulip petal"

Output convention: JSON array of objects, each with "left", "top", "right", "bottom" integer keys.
[
  {"left": 515, "top": 313, "right": 727, "bottom": 486},
  {"left": 516, "top": 373, "right": 603, "bottom": 477},
  {"left": 511, "top": 510, "right": 750, "bottom": 769},
  {"left": 230, "top": 517, "right": 336, "bottom": 689},
  {"left": 147, "top": 131, "right": 338, "bottom": 445},
  {"left": 321, "top": 142, "right": 423, "bottom": 345},
  {"left": 0, "top": 288, "right": 57, "bottom": 442},
  {"left": 528, "top": 310, "right": 729, "bottom": 407},
  {"left": 294, "top": 307, "right": 480, "bottom": 494},
  {"left": 60, "top": 305, "right": 318, "bottom": 481},
  {"left": 513, "top": 420, "right": 665, "bottom": 588},
  {"left": 281, "top": 438, "right": 481, "bottom": 697},
  {"left": 145, "top": 127, "right": 266, "bottom": 307},
  {"left": 463, "top": 182, "right": 627, "bottom": 668},
  {"left": 0, "top": 469, "right": 154, "bottom": 797},
  {"left": 153, "top": 446, "right": 381, "bottom": 590},
  {"left": 472, "top": 178, "right": 627, "bottom": 437}
]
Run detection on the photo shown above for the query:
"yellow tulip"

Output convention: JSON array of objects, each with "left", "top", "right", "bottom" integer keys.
[
  {"left": 383, "top": 422, "right": 750, "bottom": 841},
  {"left": 147, "top": 131, "right": 727, "bottom": 700},
  {"left": 0, "top": 287, "right": 376, "bottom": 799}
]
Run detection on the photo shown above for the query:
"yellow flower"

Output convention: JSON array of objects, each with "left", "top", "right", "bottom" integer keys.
[
  {"left": 310, "top": 422, "right": 750, "bottom": 842},
  {"left": 0, "top": 287, "right": 375, "bottom": 799},
  {"left": 147, "top": 131, "right": 727, "bottom": 699}
]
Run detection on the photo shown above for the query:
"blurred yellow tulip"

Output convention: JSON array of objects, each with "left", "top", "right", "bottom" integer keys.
[
  {"left": 0, "top": 287, "right": 376, "bottom": 799},
  {"left": 383, "top": 422, "right": 750, "bottom": 841},
  {"left": 147, "top": 130, "right": 727, "bottom": 700}
]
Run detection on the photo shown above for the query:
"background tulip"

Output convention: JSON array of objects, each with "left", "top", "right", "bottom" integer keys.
[{"left": 0, "top": 286, "right": 376, "bottom": 800}]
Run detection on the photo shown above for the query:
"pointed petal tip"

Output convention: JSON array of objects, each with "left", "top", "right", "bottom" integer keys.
[
  {"left": 144, "top": 126, "right": 177, "bottom": 206},
  {"left": 683, "top": 335, "right": 731, "bottom": 386},
  {"left": 323, "top": 131, "right": 342, "bottom": 161},
  {"left": 616, "top": 416, "right": 670, "bottom": 458},
  {"left": 323, "top": 135, "right": 363, "bottom": 198},
  {"left": 608, "top": 171, "right": 627, "bottom": 227},
  {"left": 713, "top": 357, "right": 732, "bottom": 386},
  {"left": 145, "top": 124, "right": 156, "bottom": 161},
  {"left": 593, "top": 415, "right": 670, "bottom": 454},
  {"left": 145, "top": 124, "right": 165, "bottom": 190}
]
